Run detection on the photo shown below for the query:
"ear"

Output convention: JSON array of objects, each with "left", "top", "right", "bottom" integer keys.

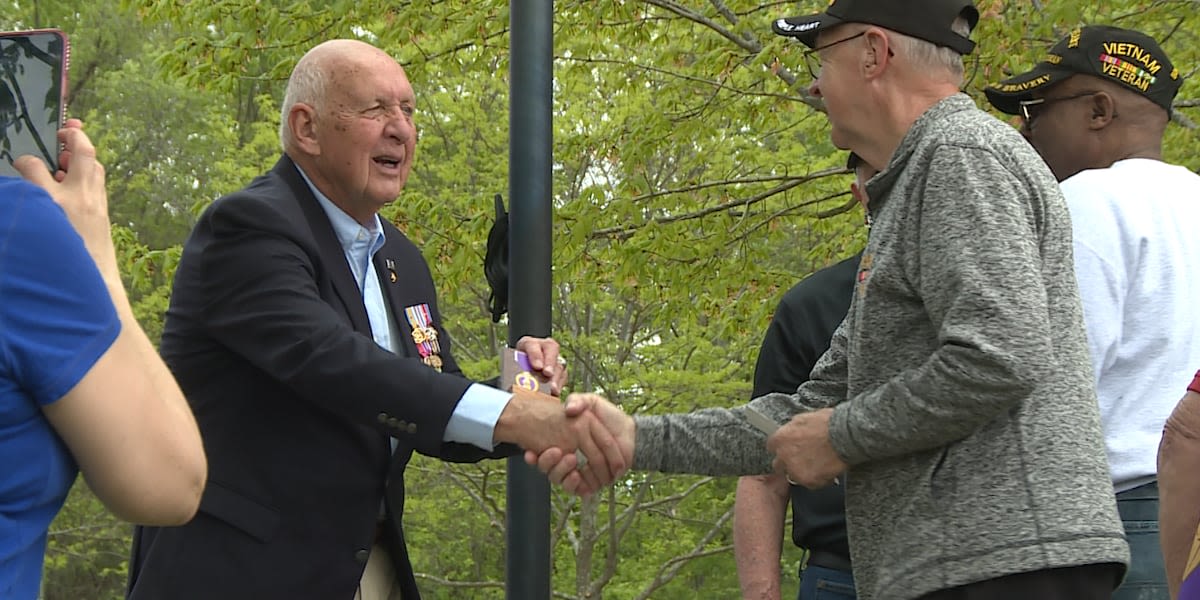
[
  {"left": 1088, "top": 92, "right": 1118, "bottom": 130},
  {"left": 288, "top": 103, "right": 321, "bottom": 155},
  {"left": 862, "top": 28, "right": 892, "bottom": 77},
  {"left": 850, "top": 181, "right": 869, "bottom": 209}
]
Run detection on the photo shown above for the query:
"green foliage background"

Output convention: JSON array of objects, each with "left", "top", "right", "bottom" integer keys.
[{"left": 5, "top": 0, "right": 1199, "bottom": 598}]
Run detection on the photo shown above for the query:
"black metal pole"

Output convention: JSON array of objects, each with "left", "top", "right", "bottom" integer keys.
[{"left": 506, "top": 1, "right": 553, "bottom": 599}]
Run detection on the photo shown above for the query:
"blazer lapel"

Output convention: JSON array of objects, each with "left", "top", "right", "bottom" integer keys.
[
  {"left": 276, "top": 156, "right": 372, "bottom": 336},
  {"left": 374, "top": 244, "right": 416, "bottom": 359}
]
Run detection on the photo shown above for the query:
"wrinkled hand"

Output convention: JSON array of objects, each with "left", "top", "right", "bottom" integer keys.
[
  {"left": 525, "top": 393, "right": 635, "bottom": 495},
  {"left": 494, "top": 389, "right": 625, "bottom": 493},
  {"left": 766, "top": 408, "right": 847, "bottom": 489},
  {"left": 514, "top": 336, "right": 568, "bottom": 395},
  {"left": 13, "top": 119, "right": 115, "bottom": 276}
]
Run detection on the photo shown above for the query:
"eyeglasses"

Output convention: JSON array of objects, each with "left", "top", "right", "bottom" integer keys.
[
  {"left": 802, "top": 31, "right": 866, "bottom": 79},
  {"left": 1018, "top": 91, "right": 1100, "bottom": 123}
]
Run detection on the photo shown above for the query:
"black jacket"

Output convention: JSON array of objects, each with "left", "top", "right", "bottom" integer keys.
[
  {"left": 751, "top": 253, "right": 859, "bottom": 560},
  {"left": 128, "top": 155, "right": 512, "bottom": 600}
]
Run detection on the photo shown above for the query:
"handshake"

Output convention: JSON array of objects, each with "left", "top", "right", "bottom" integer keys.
[
  {"left": 494, "top": 387, "right": 637, "bottom": 496},
  {"left": 489, "top": 340, "right": 849, "bottom": 495},
  {"left": 489, "top": 339, "right": 635, "bottom": 495}
]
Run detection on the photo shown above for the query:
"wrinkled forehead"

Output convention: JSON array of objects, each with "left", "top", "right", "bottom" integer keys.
[{"left": 329, "top": 54, "right": 415, "bottom": 103}]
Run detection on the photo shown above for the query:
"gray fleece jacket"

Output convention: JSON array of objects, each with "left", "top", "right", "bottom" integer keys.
[{"left": 633, "top": 94, "right": 1129, "bottom": 600}]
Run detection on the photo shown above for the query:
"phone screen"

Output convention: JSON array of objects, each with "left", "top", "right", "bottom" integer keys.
[{"left": 0, "top": 29, "right": 68, "bottom": 177}]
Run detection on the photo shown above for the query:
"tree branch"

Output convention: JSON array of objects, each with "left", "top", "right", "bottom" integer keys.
[
  {"left": 558, "top": 55, "right": 802, "bottom": 104},
  {"left": 411, "top": 574, "right": 504, "bottom": 590},
  {"left": 634, "top": 504, "right": 735, "bottom": 600},
  {"left": 588, "top": 165, "right": 849, "bottom": 240},
  {"left": 637, "top": 0, "right": 818, "bottom": 108}
]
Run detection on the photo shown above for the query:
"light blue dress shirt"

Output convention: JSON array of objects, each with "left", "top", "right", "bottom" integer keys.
[{"left": 296, "top": 166, "right": 511, "bottom": 450}]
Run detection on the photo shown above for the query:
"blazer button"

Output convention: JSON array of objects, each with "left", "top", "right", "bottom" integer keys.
[
  {"left": 354, "top": 548, "right": 370, "bottom": 564},
  {"left": 407, "top": 423, "right": 417, "bottom": 434},
  {"left": 377, "top": 413, "right": 389, "bottom": 424}
]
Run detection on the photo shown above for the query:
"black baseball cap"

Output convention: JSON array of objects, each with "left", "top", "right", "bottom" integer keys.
[
  {"left": 985, "top": 25, "right": 1181, "bottom": 115},
  {"left": 772, "top": 0, "right": 979, "bottom": 55}
]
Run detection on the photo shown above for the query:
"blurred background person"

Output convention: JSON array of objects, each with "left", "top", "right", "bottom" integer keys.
[
  {"left": 1158, "top": 369, "right": 1200, "bottom": 599},
  {"left": 735, "top": 153, "right": 874, "bottom": 600}
]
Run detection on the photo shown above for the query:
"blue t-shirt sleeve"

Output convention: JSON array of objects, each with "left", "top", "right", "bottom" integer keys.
[{"left": 0, "top": 177, "right": 121, "bottom": 405}]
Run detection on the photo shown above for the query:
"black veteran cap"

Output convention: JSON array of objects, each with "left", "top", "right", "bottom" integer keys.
[
  {"left": 985, "top": 25, "right": 1182, "bottom": 115},
  {"left": 772, "top": 0, "right": 979, "bottom": 55}
]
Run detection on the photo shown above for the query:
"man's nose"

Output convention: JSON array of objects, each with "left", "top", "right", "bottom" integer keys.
[
  {"left": 807, "top": 78, "right": 822, "bottom": 99},
  {"left": 385, "top": 112, "right": 414, "bottom": 142}
]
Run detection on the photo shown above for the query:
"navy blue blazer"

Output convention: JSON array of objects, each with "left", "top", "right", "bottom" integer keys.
[{"left": 127, "top": 155, "right": 512, "bottom": 600}]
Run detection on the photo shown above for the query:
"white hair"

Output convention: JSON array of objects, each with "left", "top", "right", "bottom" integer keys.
[
  {"left": 278, "top": 59, "right": 329, "bottom": 151},
  {"left": 890, "top": 17, "right": 972, "bottom": 86}
]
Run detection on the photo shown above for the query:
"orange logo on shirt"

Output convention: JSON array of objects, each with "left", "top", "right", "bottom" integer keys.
[{"left": 856, "top": 253, "right": 873, "bottom": 298}]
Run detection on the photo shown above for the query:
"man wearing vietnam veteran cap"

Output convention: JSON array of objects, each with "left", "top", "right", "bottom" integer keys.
[
  {"left": 767, "top": 1, "right": 1131, "bottom": 599},
  {"left": 984, "top": 25, "right": 1183, "bottom": 180},
  {"left": 987, "top": 25, "right": 1200, "bottom": 600}
]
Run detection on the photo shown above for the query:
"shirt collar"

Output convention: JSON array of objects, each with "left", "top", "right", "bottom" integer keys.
[
  {"left": 865, "top": 93, "right": 976, "bottom": 206},
  {"left": 294, "top": 164, "right": 386, "bottom": 254}
]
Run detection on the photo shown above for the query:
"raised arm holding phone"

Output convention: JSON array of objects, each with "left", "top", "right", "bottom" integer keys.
[{"left": 1, "top": 118, "right": 207, "bottom": 599}]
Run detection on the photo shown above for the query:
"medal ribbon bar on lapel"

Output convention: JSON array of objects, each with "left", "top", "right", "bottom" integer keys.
[{"left": 404, "top": 304, "right": 443, "bottom": 371}]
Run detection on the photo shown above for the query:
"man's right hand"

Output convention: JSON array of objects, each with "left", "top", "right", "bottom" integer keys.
[
  {"left": 524, "top": 393, "right": 635, "bottom": 495},
  {"left": 494, "top": 389, "right": 629, "bottom": 494}
]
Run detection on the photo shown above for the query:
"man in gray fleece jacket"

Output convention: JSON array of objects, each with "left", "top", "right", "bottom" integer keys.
[{"left": 530, "top": 0, "right": 1130, "bottom": 598}]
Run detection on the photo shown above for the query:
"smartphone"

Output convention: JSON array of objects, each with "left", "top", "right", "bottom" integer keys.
[{"left": 0, "top": 29, "right": 69, "bottom": 177}]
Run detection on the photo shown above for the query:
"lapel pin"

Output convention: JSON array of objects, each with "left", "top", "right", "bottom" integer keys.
[{"left": 386, "top": 258, "right": 398, "bottom": 283}]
